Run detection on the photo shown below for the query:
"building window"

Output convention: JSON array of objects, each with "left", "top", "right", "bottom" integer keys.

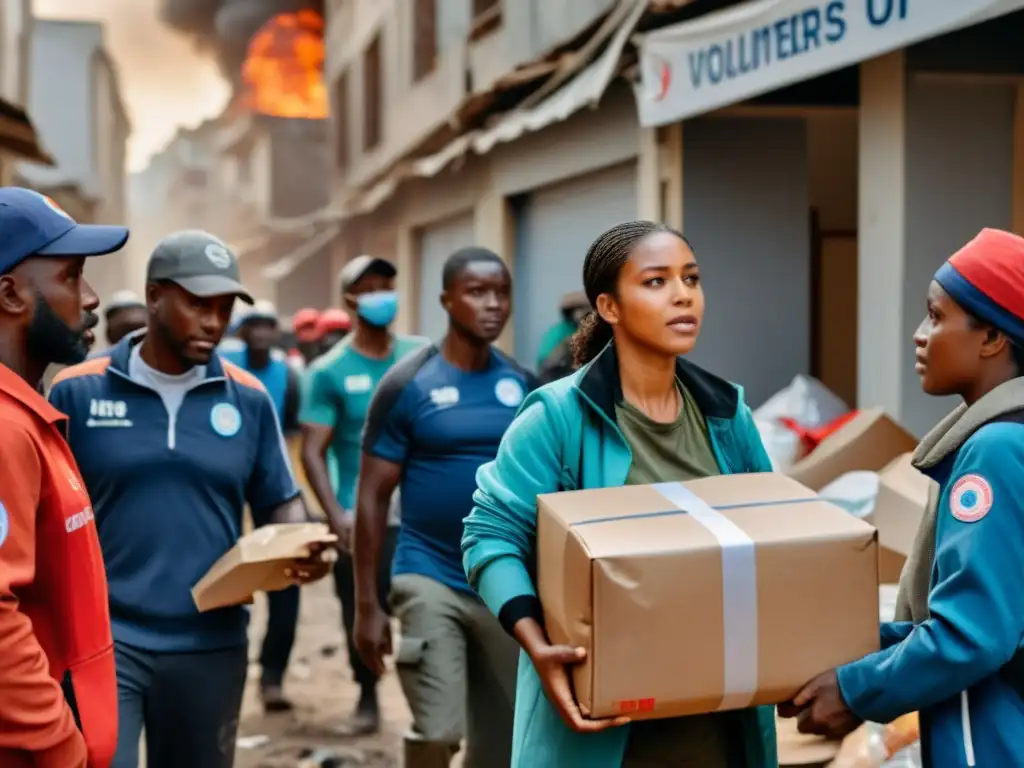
[
  {"left": 333, "top": 70, "right": 350, "bottom": 171},
  {"left": 412, "top": 0, "right": 437, "bottom": 82},
  {"left": 470, "top": 0, "right": 501, "bottom": 41},
  {"left": 363, "top": 35, "right": 382, "bottom": 151}
]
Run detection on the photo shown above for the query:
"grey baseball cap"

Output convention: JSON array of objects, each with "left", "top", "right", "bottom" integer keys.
[
  {"left": 146, "top": 230, "right": 254, "bottom": 304},
  {"left": 339, "top": 254, "right": 397, "bottom": 293}
]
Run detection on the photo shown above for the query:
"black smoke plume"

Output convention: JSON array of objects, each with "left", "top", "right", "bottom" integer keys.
[{"left": 159, "top": 0, "right": 323, "bottom": 80}]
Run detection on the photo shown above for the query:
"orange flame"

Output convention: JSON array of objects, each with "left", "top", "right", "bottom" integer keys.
[{"left": 242, "top": 10, "right": 328, "bottom": 120}]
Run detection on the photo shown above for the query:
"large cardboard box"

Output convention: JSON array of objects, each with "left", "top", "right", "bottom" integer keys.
[
  {"left": 870, "top": 454, "right": 932, "bottom": 584},
  {"left": 192, "top": 522, "right": 336, "bottom": 612},
  {"left": 787, "top": 408, "right": 917, "bottom": 491},
  {"left": 537, "top": 473, "right": 880, "bottom": 720}
]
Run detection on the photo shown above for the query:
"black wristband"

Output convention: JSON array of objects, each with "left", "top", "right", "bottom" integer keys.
[{"left": 498, "top": 594, "right": 543, "bottom": 636}]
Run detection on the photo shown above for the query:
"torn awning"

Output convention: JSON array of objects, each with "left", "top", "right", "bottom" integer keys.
[
  {"left": 0, "top": 98, "right": 54, "bottom": 165},
  {"left": 262, "top": 224, "right": 340, "bottom": 281},
  {"left": 348, "top": 0, "right": 649, "bottom": 214}
]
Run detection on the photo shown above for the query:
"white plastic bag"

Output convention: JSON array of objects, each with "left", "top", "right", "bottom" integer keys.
[
  {"left": 828, "top": 723, "right": 922, "bottom": 768},
  {"left": 754, "top": 417, "right": 802, "bottom": 471},
  {"left": 818, "top": 471, "right": 880, "bottom": 521},
  {"left": 754, "top": 374, "right": 850, "bottom": 429}
]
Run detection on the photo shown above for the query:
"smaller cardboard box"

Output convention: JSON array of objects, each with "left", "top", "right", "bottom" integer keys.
[
  {"left": 870, "top": 454, "right": 932, "bottom": 584},
  {"left": 787, "top": 408, "right": 917, "bottom": 491},
  {"left": 537, "top": 473, "right": 880, "bottom": 720},
  {"left": 776, "top": 713, "right": 840, "bottom": 767},
  {"left": 192, "top": 523, "right": 336, "bottom": 612}
]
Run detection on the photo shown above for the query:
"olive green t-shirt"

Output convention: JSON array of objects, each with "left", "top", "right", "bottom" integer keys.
[{"left": 615, "top": 381, "right": 744, "bottom": 768}]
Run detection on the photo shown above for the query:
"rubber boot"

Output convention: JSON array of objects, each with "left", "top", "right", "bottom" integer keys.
[{"left": 402, "top": 732, "right": 459, "bottom": 768}]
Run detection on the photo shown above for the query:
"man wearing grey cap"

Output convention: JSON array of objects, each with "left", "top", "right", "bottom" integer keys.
[
  {"left": 48, "top": 230, "right": 331, "bottom": 768},
  {"left": 301, "top": 254, "right": 428, "bottom": 734}
]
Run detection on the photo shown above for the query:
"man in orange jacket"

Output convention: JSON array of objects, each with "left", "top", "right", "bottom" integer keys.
[{"left": 0, "top": 188, "right": 128, "bottom": 767}]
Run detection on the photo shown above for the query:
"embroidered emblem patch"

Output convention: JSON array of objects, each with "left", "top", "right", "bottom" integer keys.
[
  {"left": 950, "top": 474, "right": 993, "bottom": 523},
  {"left": 204, "top": 243, "right": 232, "bottom": 269},
  {"left": 494, "top": 377, "right": 524, "bottom": 408},
  {"left": 40, "top": 193, "right": 74, "bottom": 220},
  {"left": 210, "top": 402, "right": 242, "bottom": 438}
]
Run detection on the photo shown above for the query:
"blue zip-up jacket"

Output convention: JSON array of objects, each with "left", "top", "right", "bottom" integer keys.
[
  {"left": 462, "top": 343, "right": 778, "bottom": 768},
  {"left": 48, "top": 334, "right": 300, "bottom": 653},
  {"left": 837, "top": 378, "right": 1024, "bottom": 767}
]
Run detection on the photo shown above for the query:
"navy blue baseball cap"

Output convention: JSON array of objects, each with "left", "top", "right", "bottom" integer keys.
[{"left": 0, "top": 187, "right": 129, "bottom": 274}]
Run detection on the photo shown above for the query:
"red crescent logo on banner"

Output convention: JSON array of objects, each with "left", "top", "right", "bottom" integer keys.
[{"left": 652, "top": 55, "right": 672, "bottom": 102}]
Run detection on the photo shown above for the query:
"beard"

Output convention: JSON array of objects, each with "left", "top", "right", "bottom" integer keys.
[{"left": 26, "top": 292, "right": 98, "bottom": 366}]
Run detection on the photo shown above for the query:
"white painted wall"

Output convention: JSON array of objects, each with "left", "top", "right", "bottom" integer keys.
[{"left": 0, "top": 0, "right": 29, "bottom": 103}]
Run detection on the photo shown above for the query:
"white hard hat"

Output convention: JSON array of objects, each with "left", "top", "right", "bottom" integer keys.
[{"left": 105, "top": 289, "right": 144, "bottom": 316}]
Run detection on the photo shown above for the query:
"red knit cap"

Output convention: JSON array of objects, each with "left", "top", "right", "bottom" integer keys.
[{"left": 935, "top": 228, "right": 1024, "bottom": 343}]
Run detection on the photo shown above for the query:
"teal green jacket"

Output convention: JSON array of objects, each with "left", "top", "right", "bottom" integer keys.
[{"left": 462, "top": 344, "right": 778, "bottom": 768}]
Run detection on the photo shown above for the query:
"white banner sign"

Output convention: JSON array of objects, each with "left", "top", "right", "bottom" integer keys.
[{"left": 636, "top": 0, "right": 1024, "bottom": 126}]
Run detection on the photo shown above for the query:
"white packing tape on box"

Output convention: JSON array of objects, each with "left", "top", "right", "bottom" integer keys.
[{"left": 653, "top": 482, "right": 758, "bottom": 711}]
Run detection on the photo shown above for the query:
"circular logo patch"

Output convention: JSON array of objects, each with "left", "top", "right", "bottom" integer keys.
[
  {"left": 39, "top": 193, "right": 74, "bottom": 220},
  {"left": 950, "top": 474, "right": 993, "bottom": 523},
  {"left": 205, "top": 243, "right": 232, "bottom": 269},
  {"left": 0, "top": 502, "right": 8, "bottom": 549},
  {"left": 495, "top": 377, "right": 524, "bottom": 408},
  {"left": 210, "top": 402, "right": 242, "bottom": 438}
]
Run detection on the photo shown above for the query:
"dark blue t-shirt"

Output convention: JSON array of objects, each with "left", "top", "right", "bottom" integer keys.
[{"left": 363, "top": 345, "right": 537, "bottom": 593}]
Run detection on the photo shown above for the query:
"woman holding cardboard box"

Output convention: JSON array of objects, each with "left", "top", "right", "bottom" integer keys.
[{"left": 462, "top": 221, "right": 778, "bottom": 768}]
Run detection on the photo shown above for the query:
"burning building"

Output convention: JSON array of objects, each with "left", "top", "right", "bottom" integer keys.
[{"left": 150, "top": 0, "right": 335, "bottom": 311}]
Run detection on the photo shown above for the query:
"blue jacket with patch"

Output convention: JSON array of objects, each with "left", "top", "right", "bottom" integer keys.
[
  {"left": 837, "top": 380, "right": 1024, "bottom": 767},
  {"left": 48, "top": 335, "right": 299, "bottom": 653}
]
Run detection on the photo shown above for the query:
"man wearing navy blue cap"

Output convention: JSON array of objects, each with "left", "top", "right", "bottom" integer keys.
[{"left": 0, "top": 187, "right": 128, "bottom": 768}]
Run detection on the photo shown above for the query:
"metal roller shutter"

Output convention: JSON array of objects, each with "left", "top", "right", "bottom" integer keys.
[
  {"left": 513, "top": 162, "right": 637, "bottom": 367},
  {"left": 416, "top": 212, "right": 476, "bottom": 342}
]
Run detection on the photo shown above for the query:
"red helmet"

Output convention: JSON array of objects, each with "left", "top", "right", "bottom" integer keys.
[
  {"left": 291, "top": 308, "right": 321, "bottom": 342},
  {"left": 316, "top": 308, "right": 352, "bottom": 336}
]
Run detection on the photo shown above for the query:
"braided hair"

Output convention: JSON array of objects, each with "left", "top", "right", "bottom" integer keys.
[{"left": 570, "top": 221, "right": 692, "bottom": 368}]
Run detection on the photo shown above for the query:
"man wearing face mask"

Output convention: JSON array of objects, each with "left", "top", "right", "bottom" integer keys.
[{"left": 301, "top": 255, "right": 428, "bottom": 735}]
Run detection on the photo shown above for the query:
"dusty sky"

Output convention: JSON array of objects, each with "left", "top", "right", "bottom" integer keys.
[{"left": 34, "top": 0, "right": 230, "bottom": 171}]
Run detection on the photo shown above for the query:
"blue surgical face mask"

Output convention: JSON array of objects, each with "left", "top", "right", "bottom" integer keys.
[{"left": 357, "top": 290, "right": 399, "bottom": 327}]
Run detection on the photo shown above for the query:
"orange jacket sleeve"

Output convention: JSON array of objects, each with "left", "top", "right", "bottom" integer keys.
[{"left": 0, "top": 425, "right": 87, "bottom": 767}]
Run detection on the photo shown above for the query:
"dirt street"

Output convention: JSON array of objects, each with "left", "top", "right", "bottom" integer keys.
[
  {"left": 236, "top": 577, "right": 407, "bottom": 767},
  {"left": 235, "top": 576, "right": 467, "bottom": 768}
]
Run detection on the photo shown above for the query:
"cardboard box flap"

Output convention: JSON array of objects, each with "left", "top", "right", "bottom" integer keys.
[
  {"left": 875, "top": 453, "right": 932, "bottom": 558},
  {"left": 776, "top": 714, "right": 840, "bottom": 765},
  {"left": 787, "top": 408, "right": 917, "bottom": 490},
  {"left": 192, "top": 523, "right": 336, "bottom": 612}
]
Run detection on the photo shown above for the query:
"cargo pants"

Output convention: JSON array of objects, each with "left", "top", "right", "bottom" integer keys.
[{"left": 390, "top": 573, "right": 518, "bottom": 768}]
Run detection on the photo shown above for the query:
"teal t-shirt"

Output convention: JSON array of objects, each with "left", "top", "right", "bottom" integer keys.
[
  {"left": 300, "top": 334, "right": 428, "bottom": 511},
  {"left": 535, "top": 318, "right": 576, "bottom": 369}
]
